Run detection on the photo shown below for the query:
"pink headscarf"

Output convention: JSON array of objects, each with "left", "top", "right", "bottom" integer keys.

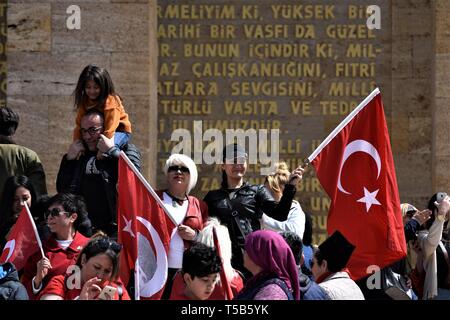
[{"left": 245, "top": 230, "right": 300, "bottom": 300}]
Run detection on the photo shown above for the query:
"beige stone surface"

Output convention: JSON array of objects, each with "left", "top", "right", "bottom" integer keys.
[
  {"left": 391, "top": 36, "right": 413, "bottom": 79},
  {"left": 111, "top": 53, "right": 150, "bottom": 96},
  {"left": 433, "top": 0, "right": 450, "bottom": 193},
  {"left": 391, "top": 0, "right": 433, "bottom": 205},
  {"left": 6, "top": 1, "right": 155, "bottom": 194},
  {"left": 7, "top": 3, "right": 51, "bottom": 52},
  {"left": 7, "top": 52, "right": 111, "bottom": 96},
  {"left": 52, "top": 3, "right": 150, "bottom": 53}
]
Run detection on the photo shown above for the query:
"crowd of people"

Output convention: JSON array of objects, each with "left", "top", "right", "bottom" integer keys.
[{"left": 1, "top": 65, "right": 449, "bottom": 301}]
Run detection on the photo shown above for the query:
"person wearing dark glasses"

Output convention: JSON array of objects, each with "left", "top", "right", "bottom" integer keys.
[
  {"left": 39, "top": 233, "right": 130, "bottom": 300},
  {"left": 21, "top": 192, "right": 92, "bottom": 299},
  {"left": 56, "top": 109, "right": 141, "bottom": 239},
  {"left": 204, "top": 143, "right": 303, "bottom": 278},
  {"left": 157, "top": 153, "right": 208, "bottom": 299}
]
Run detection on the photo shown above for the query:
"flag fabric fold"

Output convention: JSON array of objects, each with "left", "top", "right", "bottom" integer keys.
[
  {"left": 308, "top": 88, "right": 406, "bottom": 280},
  {"left": 213, "top": 227, "right": 233, "bottom": 300},
  {"left": 118, "top": 152, "right": 175, "bottom": 300},
  {"left": 0, "top": 204, "right": 43, "bottom": 271}
]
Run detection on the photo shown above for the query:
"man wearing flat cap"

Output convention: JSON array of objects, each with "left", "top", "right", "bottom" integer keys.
[
  {"left": 0, "top": 107, "right": 47, "bottom": 204},
  {"left": 311, "top": 230, "right": 364, "bottom": 300}
]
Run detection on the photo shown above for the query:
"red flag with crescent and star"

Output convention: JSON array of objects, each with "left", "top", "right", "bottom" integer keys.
[
  {"left": 308, "top": 88, "right": 406, "bottom": 280},
  {"left": 118, "top": 153, "right": 175, "bottom": 300},
  {"left": 0, "top": 204, "right": 43, "bottom": 271}
]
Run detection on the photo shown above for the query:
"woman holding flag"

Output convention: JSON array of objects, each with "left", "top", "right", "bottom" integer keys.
[
  {"left": 21, "top": 192, "right": 91, "bottom": 299},
  {"left": 157, "top": 153, "right": 208, "bottom": 299}
]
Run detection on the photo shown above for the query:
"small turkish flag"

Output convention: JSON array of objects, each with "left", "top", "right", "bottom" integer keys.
[
  {"left": 309, "top": 88, "right": 406, "bottom": 280},
  {"left": 0, "top": 204, "right": 43, "bottom": 271}
]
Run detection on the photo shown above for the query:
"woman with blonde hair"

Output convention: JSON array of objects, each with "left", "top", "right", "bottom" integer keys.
[
  {"left": 158, "top": 153, "right": 208, "bottom": 299},
  {"left": 261, "top": 162, "right": 305, "bottom": 239}
]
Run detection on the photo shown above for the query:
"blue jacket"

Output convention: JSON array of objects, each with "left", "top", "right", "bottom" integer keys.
[
  {"left": 0, "top": 262, "right": 28, "bottom": 300},
  {"left": 299, "top": 271, "right": 330, "bottom": 300}
]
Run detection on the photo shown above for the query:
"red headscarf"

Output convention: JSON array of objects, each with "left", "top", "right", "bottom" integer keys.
[{"left": 245, "top": 230, "right": 300, "bottom": 300}]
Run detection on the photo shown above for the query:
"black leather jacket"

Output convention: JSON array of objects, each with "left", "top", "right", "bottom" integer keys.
[{"left": 204, "top": 182, "right": 296, "bottom": 275}]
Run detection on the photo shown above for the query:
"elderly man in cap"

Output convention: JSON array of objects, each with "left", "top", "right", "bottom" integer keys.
[
  {"left": 0, "top": 107, "right": 47, "bottom": 203},
  {"left": 311, "top": 230, "right": 364, "bottom": 300}
]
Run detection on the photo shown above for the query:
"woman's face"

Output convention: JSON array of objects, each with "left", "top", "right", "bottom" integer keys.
[
  {"left": 243, "top": 249, "right": 261, "bottom": 276},
  {"left": 45, "top": 204, "right": 76, "bottom": 238},
  {"left": 12, "top": 186, "right": 32, "bottom": 217},
  {"left": 167, "top": 164, "right": 190, "bottom": 193},
  {"left": 222, "top": 158, "right": 247, "bottom": 181},
  {"left": 81, "top": 253, "right": 114, "bottom": 285}
]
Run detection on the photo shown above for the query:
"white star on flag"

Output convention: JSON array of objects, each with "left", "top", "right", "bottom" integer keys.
[
  {"left": 357, "top": 187, "right": 381, "bottom": 212},
  {"left": 122, "top": 215, "right": 135, "bottom": 238}
]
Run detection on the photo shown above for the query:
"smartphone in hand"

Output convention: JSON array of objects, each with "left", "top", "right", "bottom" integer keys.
[{"left": 98, "top": 285, "right": 117, "bottom": 300}]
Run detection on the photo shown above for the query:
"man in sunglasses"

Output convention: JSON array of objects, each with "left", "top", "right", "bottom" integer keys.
[{"left": 56, "top": 110, "right": 141, "bottom": 239}]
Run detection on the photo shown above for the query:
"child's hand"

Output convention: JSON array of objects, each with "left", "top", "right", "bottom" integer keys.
[
  {"left": 96, "top": 150, "right": 105, "bottom": 160},
  {"left": 97, "top": 134, "right": 114, "bottom": 153},
  {"left": 67, "top": 140, "right": 85, "bottom": 160}
]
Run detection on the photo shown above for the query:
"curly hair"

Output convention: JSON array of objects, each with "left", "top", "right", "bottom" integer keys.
[
  {"left": 182, "top": 243, "right": 222, "bottom": 278},
  {"left": 265, "top": 162, "right": 290, "bottom": 196}
]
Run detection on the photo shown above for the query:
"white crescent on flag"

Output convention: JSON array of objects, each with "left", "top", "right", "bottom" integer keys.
[
  {"left": 337, "top": 139, "right": 381, "bottom": 195},
  {"left": 136, "top": 216, "right": 168, "bottom": 298},
  {"left": 2, "top": 239, "right": 15, "bottom": 262}
]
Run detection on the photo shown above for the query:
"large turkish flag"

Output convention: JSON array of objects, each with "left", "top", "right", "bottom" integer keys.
[
  {"left": 309, "top": 88, "right": 406, "bottom": 280},
  {"left": 117, "top": 153, "right": 175, "bottom": 300}
]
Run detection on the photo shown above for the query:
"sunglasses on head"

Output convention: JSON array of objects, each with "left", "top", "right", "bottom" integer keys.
[
  {"left": 94, "top": 238, "right": 122, "bottom": 254},
  {"left": 44, "top": 208, "right": 69, "bottom": 219},
  {"left": 168, "top": 165, "right": 190, "bottom": 174}
]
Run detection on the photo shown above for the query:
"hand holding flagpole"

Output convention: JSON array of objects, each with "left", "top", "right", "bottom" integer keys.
[{"left": 119, "top": 151, "right": 178, "bottom": 227}]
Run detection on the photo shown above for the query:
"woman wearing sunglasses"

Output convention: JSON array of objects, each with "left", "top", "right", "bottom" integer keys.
[
  {"left": 157, "top": 153, "right": 208, "bottom": 299},
  {"left": 204, "top": 144, "right": 303, "bottom": 278},
  {"left": 39, "top": 233, "right": 130, "bottom": 300},
  {"left": 21, "top": 192, "right": 92, "bottom": 299}
]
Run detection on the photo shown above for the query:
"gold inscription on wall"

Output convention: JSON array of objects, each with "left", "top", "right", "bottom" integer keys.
[{"left": 157, "top": 1, "right": 389, "bottom": 244}]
